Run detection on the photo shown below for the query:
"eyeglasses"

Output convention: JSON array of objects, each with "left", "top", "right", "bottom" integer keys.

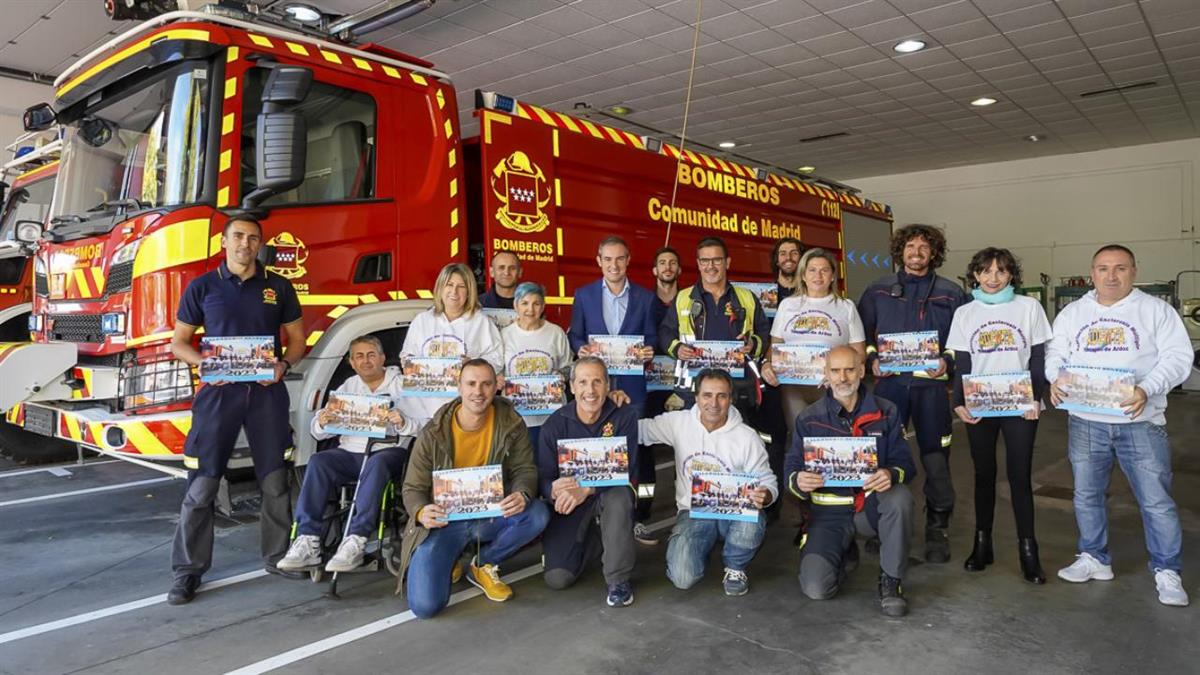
[{"left": 697, "top": 257, "right": 726, "bottom": 268}]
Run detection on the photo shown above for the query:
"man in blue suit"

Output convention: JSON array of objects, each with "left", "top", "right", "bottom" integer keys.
[
  {"left": 569, "top": 235, "right": 658, "bottom": 411},
  {"left": 569, "top": 236, "right": 659, "bottom": 544}
]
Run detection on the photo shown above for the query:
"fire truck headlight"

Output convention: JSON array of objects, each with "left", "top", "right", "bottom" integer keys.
[
  {"left": 120, "top": 358, "right": 195, "bottom": 410},
  {"left": 101, "top": 312, "right": 126, "bottom": 335},
  {"left": 111, "top": 240, "right": 141, "bottom": 265}
]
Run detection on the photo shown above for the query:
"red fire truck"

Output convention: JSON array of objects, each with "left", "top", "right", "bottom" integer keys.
[
  {"left": 0, "top": 131, "right": 60, "bottom": 340},
  {"left": 0, "top": 6, "right": 893, "bottom": 468},
  {"left": 0, "top": 131, "right": 73, "bottom": 461}
]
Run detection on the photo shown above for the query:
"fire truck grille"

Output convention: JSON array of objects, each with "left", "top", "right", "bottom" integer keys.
[
  {"left": 35, "top": 272, "right": 48, "bottom": 296},
  {"left": 47, "top": 314, "right": 104, "bottom": 343},
  {"left": 105, "top": 261, "right": 134, "bottom": 296}
]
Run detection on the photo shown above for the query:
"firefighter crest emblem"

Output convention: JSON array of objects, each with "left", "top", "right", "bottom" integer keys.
[
  {"left": 490, "top": 151, "right": 552, "bottom": 234},
  {"left": 265, "top": 232, "right": 308, "bottom": 280}
]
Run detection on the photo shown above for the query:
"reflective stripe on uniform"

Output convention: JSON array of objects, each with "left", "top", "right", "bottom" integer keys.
[
  {"left": 674, "top": 284, "right": 758, "bottom": 345},
  {"left": 183, "top": 455, "right": 199, "bottom": 469},
  {"left": 940, "top": 434, "right": 952, "bottom": 448},
  {"left": 637, "top": 484, "right": 655, "bottom": 498},
  {"left": 283, "top": 446, "right": 294, "bottom": 461},
  {"left": 811, "top": 491, "right": 855, "bottom": 506}
]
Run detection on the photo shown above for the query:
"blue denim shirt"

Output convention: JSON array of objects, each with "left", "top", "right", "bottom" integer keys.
[{"left": 601, "top": 279, "right": 630, "bottom": 335}]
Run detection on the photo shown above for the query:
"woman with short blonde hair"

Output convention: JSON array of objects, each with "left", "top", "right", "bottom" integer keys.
[
  {"left": 432, "top": 263, "right": 482, "bottom": 316},
  {"left": 400, "top": 263, "right": 503, "bottom": 418}
]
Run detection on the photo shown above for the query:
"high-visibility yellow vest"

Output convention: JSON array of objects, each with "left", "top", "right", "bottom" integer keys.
[{"left": 674, "top": 284, "right": 758, "bottom": 341}]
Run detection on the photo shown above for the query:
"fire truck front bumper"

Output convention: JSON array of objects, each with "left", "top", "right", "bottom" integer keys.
[
  {"left": 0, "top": 342, "right": 79, "bottom": 412},
  {"left": 5, "top": 401, "right": 192, "bottom": 458}
]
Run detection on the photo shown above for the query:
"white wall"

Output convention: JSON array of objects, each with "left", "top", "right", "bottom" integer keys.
[
  {"left": 852, "top": 139, "right": 1200, "bottom": 310},
  {"left": 0, "top": 77, "right": 54, "bottom": 154}
]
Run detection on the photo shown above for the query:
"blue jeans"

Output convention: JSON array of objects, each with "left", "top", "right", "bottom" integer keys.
[
  {"left": 294, "top": 446, "right": 409, "bottom": 538},
  {"left": 407, "top": 499, "right": 549, "bottom": 618},
  {"left": 666, "top": 510, "right": 766, "bottom": 589},
  {"left": 1068, "top": 416, "right": 1182, "bottom": 572}
]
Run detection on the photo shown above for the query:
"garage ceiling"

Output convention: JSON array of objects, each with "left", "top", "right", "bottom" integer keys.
[{"left": 3, "top": 0, "right": 1199, "bottom": 181}]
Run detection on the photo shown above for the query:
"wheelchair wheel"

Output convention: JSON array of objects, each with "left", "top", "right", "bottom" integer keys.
[{"left": 384, "top": 544, "right": 403, "bottom": 578}]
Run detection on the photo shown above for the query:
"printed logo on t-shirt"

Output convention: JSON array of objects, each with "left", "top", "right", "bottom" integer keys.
[
  {"left": 507, "top": 349, "right": 553, "bottom": 376},
  {"left": 970, "top": 320, "right": 1026, "bottom": 353},
  {"left": 602, "top": 421, "right": 615, "bottom": 438},
  {"left": 422, "top": 334, "right": 467, "bottom": 358},
  {"left": 786, "top": 310, "right": 842, "bottom": 338},
  {"left": 1075, "top": 318, "right": 1140, "bottom": 353},
  {"left": 262, "top": 288, "right": 278, "bottom": 305},
  {"left": 682, "top": 452, "right": 732, "bottom": 477}
]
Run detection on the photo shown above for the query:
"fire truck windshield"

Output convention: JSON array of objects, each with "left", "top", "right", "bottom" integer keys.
[{"left": 52, "top": 62, "right": 210, "bottom": 234}]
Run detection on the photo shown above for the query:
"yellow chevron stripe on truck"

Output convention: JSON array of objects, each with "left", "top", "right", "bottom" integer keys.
[{"left": 133, "top": 219, "right": 211, "bottom": 278}]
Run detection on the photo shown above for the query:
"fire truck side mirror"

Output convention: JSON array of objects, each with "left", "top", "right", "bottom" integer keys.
[
  {"left": 23, "top": 103, "right": 56, "bottom": 132},
  {"left": 243, "top": 65, "right": 313, "bottom": 209},
  {"left": 14, "top": 219, "right": 44, "bottom": 244}
]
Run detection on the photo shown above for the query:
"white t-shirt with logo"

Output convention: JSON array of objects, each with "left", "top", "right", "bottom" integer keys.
[
  {"left": 501, "top": 320, "right": 571, "bottom": 427},
  {"left": 769, "top": 294, "right": 865, "bottom": 347},
  {"left": 946, "top": 294, "right": 1051, "bottom": 374}
]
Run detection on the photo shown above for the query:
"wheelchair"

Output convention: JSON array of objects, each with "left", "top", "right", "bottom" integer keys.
[{"left": 291, "top": 435, "right": 411, "bottom": 598}]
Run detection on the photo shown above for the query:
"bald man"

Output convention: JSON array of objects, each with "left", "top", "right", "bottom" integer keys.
[{"left": 784, "top": 346, "right": 917, "bottom": 617}]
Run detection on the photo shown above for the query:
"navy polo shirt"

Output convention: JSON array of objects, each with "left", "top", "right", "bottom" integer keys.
[
  {"left": 177, "top": 261, "right": 303, "bottom": 355},
  {"left": 698, "top": 285, "right": 743, "bottom": 342},
  {"left": 480, "top": 286, "right": 514, "bottom": 309}
]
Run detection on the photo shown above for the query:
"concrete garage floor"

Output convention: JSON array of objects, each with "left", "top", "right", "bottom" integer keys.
[{"left": 2, "top": 397, "right": 1199, "bottom": 675}]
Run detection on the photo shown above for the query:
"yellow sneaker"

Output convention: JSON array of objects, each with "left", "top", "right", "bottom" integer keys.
[
  {"left": 467, "top": 556, "right": 512, "bottom": 602},
  {"left": 451, "top": 560, "right": 463, "bottom": 584}
]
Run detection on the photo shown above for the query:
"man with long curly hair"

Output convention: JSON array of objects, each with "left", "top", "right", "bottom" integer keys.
[{"left": 858, "top": 224, "right": 968, "bottom": 563}]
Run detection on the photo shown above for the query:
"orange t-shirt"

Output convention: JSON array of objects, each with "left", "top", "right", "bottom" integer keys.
[{"left": 452, "top": 405, "right": 495, "bottom": 468}]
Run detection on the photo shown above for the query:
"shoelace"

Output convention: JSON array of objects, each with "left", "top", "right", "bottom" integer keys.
[
  {"left": 725, "top": 569, "right": 747, "bottom": 582},
  {"left": 295, "top": 537, "right": 319, "bottom": 557},
  {"left": 341, "top": 537, "right": 364, "bottom": 557},
  {"left": 1155, "top": 569, "right": 1183, "bottom": 588},
  {"left": 481, "top": 564, "right": 502, "bottom": 583}
]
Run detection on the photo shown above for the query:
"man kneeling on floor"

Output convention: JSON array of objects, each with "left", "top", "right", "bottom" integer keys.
[
  {"left": 538, "top": 356, "right": 640, "bottom": 607},
  {"left": 786, "top": 345, "right": 917, "bottom": 617},
  {"left": 398, "top": 358, "right": 549, "bottom": 618},
  {"left": 278, "top": 335, "right": 429, "bottom": 573},
  {"left": 640, "top": 368, "right": 777, "bottom": 596}
]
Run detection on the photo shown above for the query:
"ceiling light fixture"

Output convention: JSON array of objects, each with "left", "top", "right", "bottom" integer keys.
[
  {"left": 893, "top": 39, "right": 927, "bottom": 53},
  {"left": 607, "top": 105, "right": 632, "bottom": 115},
  {"left": 797, "top": 166, "right": 815, "bottom": 173},
  {"left": 1025, "top": 134, "right": 1046, "bottom": 142},
  {"left": 718, "top": 141, "right": 737, "bottom": 149},
  {"left": 284, "top": 3, "right": 323, "bottom": 23},
  {"left": 970, "top": 96, "right": 998, "bottom": 107}
]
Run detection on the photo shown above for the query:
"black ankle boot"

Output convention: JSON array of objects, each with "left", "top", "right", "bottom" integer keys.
[
  {"left": 1019, "top": 538, "right": 1046, "bottom": 584},
  {"left": 963, "top": 530, "right": 993, "bottom": 572}
]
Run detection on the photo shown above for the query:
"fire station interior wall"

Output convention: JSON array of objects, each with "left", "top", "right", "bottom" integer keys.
[
  {"left": 853, "top": 138, "right": 1200, "bottom": 316},
  {"left": 841, "top": 210, "right": 893, "bottom": 301},
  {"left": 0, "top": 79, "right": 53, "bottom": 149}
]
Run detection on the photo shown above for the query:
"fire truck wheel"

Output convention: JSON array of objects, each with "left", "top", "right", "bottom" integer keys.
[{"left": 0, "top": 421, "right": 77, "bottom": 464}]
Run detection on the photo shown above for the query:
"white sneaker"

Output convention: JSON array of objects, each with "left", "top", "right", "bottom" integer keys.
[
  {"left": 1057, "top": 552, "right": 1115, "bottom": 583},
  {"left": 277, "top": 535, "right": 321, "bottom": 571},
  {"left": 325, "top": 535, "right": 367, "bottom": 573},
  {"left": 1154, "top": 569, "right": 1189, "bottom": 607}
]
